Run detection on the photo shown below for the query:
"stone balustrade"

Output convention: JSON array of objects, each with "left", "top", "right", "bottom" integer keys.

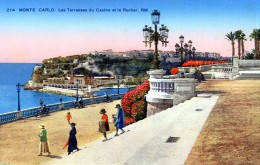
[
  {"left": 239, "top": 59, "right": 260, "bottom": 67},
  {"left": 146, "top": 69, "right": 196, "bottom": 116},
  {"left": 211, "top": 66, "right": 233, "bottom": 73},
  {"left": 149, "top": 79, "right": 175, "bottom": 94},
  {"left": 178, "top": 63, "right": 231, "bottom": 74}
]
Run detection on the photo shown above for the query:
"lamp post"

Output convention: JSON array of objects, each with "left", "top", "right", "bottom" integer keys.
[
  {"left": 117, "top": 77, "right": 120, "bottom": 98},
  {"left": 179, "top": 35, "right": 184, "bottom": 61},
  {"left": 188, "top": 40, "right": 193, "bottom": 60},
  {"left": 184, "top": 43, "right": 189, "bottom": 60},
  {"left": 143, "top": 10, "right": 169, "bottom": 69},
  {"left": 176, "top": 36, "right": 196, "bottom": 61},
  {"left": 16, "top": 83, "right": 22, "bottom": 111},
  {"left": 192, "top": 47, "right": 196, "bottom": 59},
  {"left": 75, "top": 79, "right": 79, "bottom": 102}
]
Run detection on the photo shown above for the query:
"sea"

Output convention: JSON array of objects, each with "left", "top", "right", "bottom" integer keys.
[{"left": 0, "top": 63, "right": 132, "bottom": 115}]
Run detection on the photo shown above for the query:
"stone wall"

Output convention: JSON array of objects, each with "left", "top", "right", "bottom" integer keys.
[
  {"left": 145, "top": 69, "right": 196, "bottom": 117},
  {"left": 239, "top": 59, "right": 260, "bottom": 67},
  {"left": 147, "top": 101, "right": 173, "bottom": 116}
]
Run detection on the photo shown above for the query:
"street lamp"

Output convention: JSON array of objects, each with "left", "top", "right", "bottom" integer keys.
[
  {"left": 188, "top": 40, "right": 193, "bottom": 59},
  {"left": 176, "top": 36, "right": 195, "bottom": 61},
  {"left": 178, "top": 35, "right": 185, "bottom": 61},
  {"left": 75, "top": 79, "right": 79, "bottom": 102},
  {"left": 192, "top": 47, "right": 196, "bottom": 59},
  {"left": 143, "top": 10, "right": 169, "bottom": 69},
  {"left": 175, "top": 43, "right": 180, "bottom": 55},
  {"left": 16, "top": 83, "right": 23, "bottom": 111},
  {"left": 117, "top": 77, "right": 120, "bottom": 98},
  {"left": 184, "top": 43, "right": 189, "bottom": 60}
]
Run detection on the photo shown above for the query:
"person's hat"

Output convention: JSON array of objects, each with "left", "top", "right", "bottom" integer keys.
[
  {"left": 115, "top": 104, "right": 121, "bottom": 108},
  {"left": 70, "top": 123, "right": 76, "bottom": 126},
  {"left": 99, "top": 108, "right": 106, "bottom": 114},
  {"left": 39, "top": 123, "right": 45, "bottom": 128}
]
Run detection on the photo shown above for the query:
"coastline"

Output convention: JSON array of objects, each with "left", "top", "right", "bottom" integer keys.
[{"left": 39, "top": 86, "right": 97, "bottom": 98}]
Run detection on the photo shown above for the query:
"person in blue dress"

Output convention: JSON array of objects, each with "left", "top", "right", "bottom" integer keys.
[
  {"left": 114, "top": 104, "right": 125, "bottom": 136},
  {"left": 68, "top": 123, "right": 80, "bottom": 155}
]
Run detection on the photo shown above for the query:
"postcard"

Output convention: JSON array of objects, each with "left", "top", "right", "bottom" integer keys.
[{"left": 1, "top": 0, "right": 260, "bottom": 164}]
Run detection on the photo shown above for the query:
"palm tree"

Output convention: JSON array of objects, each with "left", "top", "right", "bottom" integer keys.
[
  {"left": 225, "top": 32, "right": 236, "bottom": 57},
  {"left": 249, "top": 29, "right": 260, "bottom": 59},
  {"left": 240, "top": 32, "right": 246, "bottom": 59},
  {"left": 235, "top": 30, "right": 243, "bottom": 59}
]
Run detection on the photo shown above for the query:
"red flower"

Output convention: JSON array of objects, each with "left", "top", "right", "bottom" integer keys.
[
  {"left": 170, "top": 67, "right": 179, "bottom": 75},
  {"left": 121, "top": 80, "right": 150, "bottom": 126}
]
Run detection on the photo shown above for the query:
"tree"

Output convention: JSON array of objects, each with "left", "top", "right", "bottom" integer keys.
[
  {"left": 240, "top": 32, "right": 246, "bottom": 59},
  {"left": 225, "top": 32, "right": 236, "bottom": 57},
  {"left": 235, "top": 30, "right": 243, "bottom": 59},
  {"left": 249, "top": 29, "right": 260, "bottom": 59},
  {"left": 244, "top": 50, "right": 255, "bottom": 59}
]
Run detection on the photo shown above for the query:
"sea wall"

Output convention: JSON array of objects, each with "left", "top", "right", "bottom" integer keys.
[{"left": 0, "top": 94, "right": 124, "bottom": 124}]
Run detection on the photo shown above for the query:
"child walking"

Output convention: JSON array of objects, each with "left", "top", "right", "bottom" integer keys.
[{"left": 66, "top": 112, "right": 72, "bottom": 124}]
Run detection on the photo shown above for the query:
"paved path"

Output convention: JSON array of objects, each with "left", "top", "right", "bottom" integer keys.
[{"left": 45, "top": 94, "right": 218, "bottom": 165}]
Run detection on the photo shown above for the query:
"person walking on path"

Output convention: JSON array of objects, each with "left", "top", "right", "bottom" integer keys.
[
  {"left": 68, "top": 123, "right": 80, "bottom": 155},
  {"left": 38, "top": 123, "right": 51, "bottom": 156},
  {"left": 59, "top": 96, "right": 62, "bottom": 103},
  {"left": 59, "top": 96, "right": 63, "bottom": 110},
  {"left": 194, "top": 69, "right": 202, "bottom": 83},
  {"left": 114, "top": 104, "right": 125, "bottom": 136},
  {"left": 66, "top": 112, "right": 72, "bottom": 124},
  {"left": 40, "top": 99, "right": 44, "bottom": 107},
  {"left": 99, "top": 109, "right": 110, "bottom": 142}
]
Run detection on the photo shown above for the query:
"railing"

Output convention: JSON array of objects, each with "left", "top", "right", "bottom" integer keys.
[
  {"left": 0, "top": 111, "right": 18, "bottom": 123},
  {"left": 211, "top": 66, "right": 233, "bottom": 73},
  {"left": 0, "top": 93, "right": 125, "bottom": 124},
  {"left": 239, "top": 59, "right": 260, "bottom": 67},
  {"left": 149, "top": 79, "right": 175, "bottom": 93},
  {"left": 146, "top": 77, "right": 196, "bottom": 104},
  {"left": 178, "top": 63, "right": 231, "bottom": 73}
]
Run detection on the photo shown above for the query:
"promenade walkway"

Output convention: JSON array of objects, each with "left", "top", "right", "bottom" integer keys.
[{"left": 45, "top": 91, "right": 218, "bottom": 164}]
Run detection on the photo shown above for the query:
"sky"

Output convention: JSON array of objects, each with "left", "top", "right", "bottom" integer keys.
[{"left": 0, "top": 0, "right": 260, "bottom": 63}]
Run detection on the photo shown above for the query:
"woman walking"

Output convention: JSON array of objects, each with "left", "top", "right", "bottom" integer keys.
[
  {"left": 68, "top": 123, "right": 80, "bottom": 155},
  {"left": 99, "top": 109, "right": 110, "bottom": 142},
  {"left": 38, "top": 123, "right": 51, "bottom": 156},
  {"left": 114, "top": 104, "right": 125, "bottom": 136}
]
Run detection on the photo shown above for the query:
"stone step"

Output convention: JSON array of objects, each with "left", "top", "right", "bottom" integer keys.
[
  {"left": 238, "top": 75, "right": 260, "bottom": 77},
  {"left": 236, "top": 76, "right": 260, "bottom": 80}
]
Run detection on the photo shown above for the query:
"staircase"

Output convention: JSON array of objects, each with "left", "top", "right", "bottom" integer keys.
[{"left": 235, "top": 69, "right": 260, "bottom": 79}]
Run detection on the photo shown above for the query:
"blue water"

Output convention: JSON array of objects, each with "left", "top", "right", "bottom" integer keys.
[{"left": 0, "top": 63, "right": 132, "bottom": 114}]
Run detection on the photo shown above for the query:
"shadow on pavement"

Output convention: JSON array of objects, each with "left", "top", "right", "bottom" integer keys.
[
  {"left": 196, "top": 90, "right": 225, "bottom": 95},
  {"left": 48, "top": 155, "right": 62, "bottom": 159}
]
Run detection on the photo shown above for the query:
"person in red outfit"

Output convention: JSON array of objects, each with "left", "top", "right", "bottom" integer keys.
[
  {"left": 99, "top": 109, "right": 110, "bottom": 142},
  {"left": 66, "top": 112, "right": 72, "bottom": 124}
]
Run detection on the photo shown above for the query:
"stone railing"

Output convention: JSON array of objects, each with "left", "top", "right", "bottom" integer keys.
[
  {"left": 0, "top": 94, "right": 124, "bottom": 124},
  {"left": 149, "top": 79, "right": 175, "bottom": 94},
  {"left": 178, "top": 63, "right": 231, "bottom": 74},
  {"left": 211, "top": 66, "right": 233, "bottom": 73},
  {"left": 239, "top": 59, "right": 260, "bottom": 67},
  {"left": 146, "top": 69, "right": 196, "bottom": 116}
]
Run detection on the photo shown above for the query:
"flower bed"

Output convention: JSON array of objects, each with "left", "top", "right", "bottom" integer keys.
[
  {"left": 121, "top": 80, "right": 150, "bottom": 126},
  {"left": 182, "top": 60, "right": 227, "bottom": 67}
]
